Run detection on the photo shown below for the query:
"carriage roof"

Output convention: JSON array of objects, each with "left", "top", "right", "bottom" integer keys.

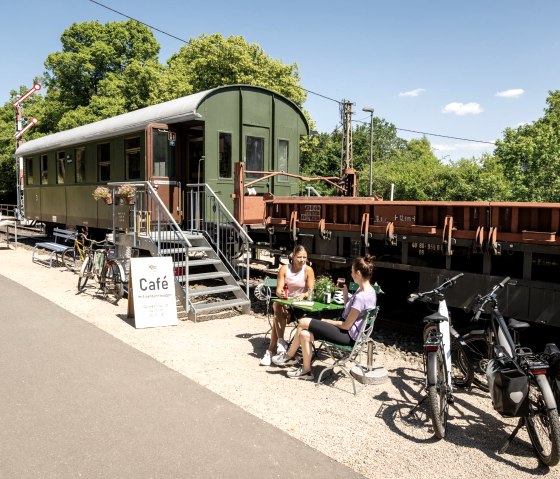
[{"left": 15, "top": 85, "right": 307, "bottom": 156}]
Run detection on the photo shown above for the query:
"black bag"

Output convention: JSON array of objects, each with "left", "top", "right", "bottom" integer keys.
[{"left": 487, "top": 359, "right": 530, "bottom": 417}]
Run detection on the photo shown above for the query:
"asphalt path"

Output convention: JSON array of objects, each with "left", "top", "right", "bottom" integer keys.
[{"left": 0, "top": 275, "right": 363, "bottom": 479}]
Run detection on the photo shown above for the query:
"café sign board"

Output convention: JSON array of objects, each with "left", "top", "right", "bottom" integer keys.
[{"left": 129, "top": 256, "right": 178, "bottom": 328}]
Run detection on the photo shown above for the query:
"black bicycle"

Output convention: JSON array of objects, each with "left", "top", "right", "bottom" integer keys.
[{"left": 470, "top": 277, "right": 560, "bottom": 466}]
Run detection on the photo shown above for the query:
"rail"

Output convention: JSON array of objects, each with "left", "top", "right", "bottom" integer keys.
[
  {"left": 108, "top": 181, "right": 192, "bottom": 309},
  {"left": 185, "top": 183, "right": 252, "bottom": 297}
]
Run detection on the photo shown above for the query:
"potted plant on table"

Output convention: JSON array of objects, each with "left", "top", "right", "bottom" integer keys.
[
  {"left": 92, "top": 186, "right": 112, "bottom": 205},
  {"left": 313, "top": 275, "right": 336, "bottom": 303},
  {"left": 116, "top": 184, "right": 136, "bottom": 204}
]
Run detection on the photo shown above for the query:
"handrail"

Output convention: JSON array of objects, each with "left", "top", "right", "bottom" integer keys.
[
  {"left": 185, "top": 183, "right": 252, "bottom": 297},
  {"left": 107, "top": 181, "right": 191, "bottom": 310},
  {"left": 186, "top": 183, "right": 253, "bottom": 244}
]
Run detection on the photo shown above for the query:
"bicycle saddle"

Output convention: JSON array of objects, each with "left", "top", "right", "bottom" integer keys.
[
  {"left": 508, "top": 317, "right": 530, "bottom": 330},
  {"left": 423, "top": 312, "right": 447, "bottom": 323}
]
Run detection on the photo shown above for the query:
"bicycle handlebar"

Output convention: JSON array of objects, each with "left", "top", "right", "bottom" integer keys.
[
  {"left": 407, "top": 273, "right": 464, "bottom": 303},
  {"left": 471, "top": 276, "right": 510, "bottom": 321}
]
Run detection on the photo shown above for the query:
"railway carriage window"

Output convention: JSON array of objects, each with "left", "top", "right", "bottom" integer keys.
[
  {"left": 25, "top": 158, "right": 34, "bottom": 185},
  {"left": 152, "top": 129, "right": 174, "bottom": 177},
  {"left": 97, "top": 143, "right": 111, "bottom": 182},
  {"left": 75, "top": 147, "right": 86, "bottom": 183},
  {"left": 56, "top": 151, "right": 66, "bottom": 184},
  {"left": 278, "top": 139, "right": 289, "bottom": 182},
  {"left": 125, "top": 137, "right": 141, "bottom": 180},
  {"left": 246, "top": 136, "right": 264, "bottom": 179},
  {"left": 219, "top": 132, "right": 232, "bottom": 178},
  {"left": 40, "top": 154, "right": 48, "bottom": 185}
]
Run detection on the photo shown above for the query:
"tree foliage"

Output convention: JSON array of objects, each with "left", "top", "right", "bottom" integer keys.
[
  {"left": 494, "top": 90, "right": 560, "bottom": 201},
  {"left": 160, "top": 34, "right": 306, "bottom": 107},
  {"left": 43, "top": 20, "right": 161, "bottom": 130}
]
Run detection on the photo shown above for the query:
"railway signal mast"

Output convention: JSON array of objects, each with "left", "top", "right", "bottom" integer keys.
[
  {"left": 339, "top": 100, "right": 358, "bottom": 196},
  {"left": 13, "top": 83, "right": 41, "bottom": 220}
]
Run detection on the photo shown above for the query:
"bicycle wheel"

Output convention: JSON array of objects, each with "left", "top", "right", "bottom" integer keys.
[
  {"left": 63, "top": 247, "right": 84, "bottom": 273},
  {"left": 101, "top": 260, "right": 124, "bottom": 304},
  {"left": 427, "top": 349, "right": 449, "bottom": 439},
  {"left": 424, "top": 325, "right": 472, "bottom": 388},
  {"left": 462, "top": 335, "right": 489, "bottom": 391},
  {"left": 451, "top": 337, "right": 474, "bottom": 388},
  {"left": 78, "top": 256, "right": 92, "bottom": 292},
  {"left": 525, "top": 375, "right": 560, "bottom": 466}
]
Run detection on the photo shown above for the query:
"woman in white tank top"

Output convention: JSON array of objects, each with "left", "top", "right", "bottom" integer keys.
[{"left": 260, "top": 245, "right": 315, "bottom": 366}]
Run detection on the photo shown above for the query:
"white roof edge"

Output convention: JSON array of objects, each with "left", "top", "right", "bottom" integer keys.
[{"left": 15, "top": 88, "right": 214, "bottom": 157}]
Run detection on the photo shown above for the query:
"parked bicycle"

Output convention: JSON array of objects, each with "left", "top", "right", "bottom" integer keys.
[
  {"left": 408, "top": 273, "right": 470, "bottom": 439},
  {"left": 77, "top": 238, "right": 125, "bottom": 305},
  {"left": 62, "top": 231, "right": 89, "bottom": 273},
  {"left": 470, "top": 277, "right": 560, "bottom": 466}
]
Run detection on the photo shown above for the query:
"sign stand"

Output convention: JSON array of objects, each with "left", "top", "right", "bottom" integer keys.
[{"left": 127, "top": 256, "right": 178, "bottom": 328}]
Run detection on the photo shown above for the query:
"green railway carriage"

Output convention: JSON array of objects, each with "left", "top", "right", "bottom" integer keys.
[{"left": 15, "top": 85, "right": 309, "bottom": 231}]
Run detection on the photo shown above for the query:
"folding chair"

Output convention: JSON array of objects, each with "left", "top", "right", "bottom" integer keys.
[
  {"left": 254, "top": 277, "right": 277, "bottom": 339},
  {"left": 316, "top": 306, "right": 380, "bottom": 395}
]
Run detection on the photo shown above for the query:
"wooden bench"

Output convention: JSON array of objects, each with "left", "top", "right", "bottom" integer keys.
[{"left": 32, "top": 228, "right": 77, "bottom": 267}]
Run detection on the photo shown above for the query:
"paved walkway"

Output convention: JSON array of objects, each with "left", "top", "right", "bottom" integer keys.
[{"left": 0, "top": 275, "right": 363, "bottom": 479}]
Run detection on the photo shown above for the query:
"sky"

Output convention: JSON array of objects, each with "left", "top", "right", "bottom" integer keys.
[{"left": 2, "top": 0, "right": 559, "bottom": 161}]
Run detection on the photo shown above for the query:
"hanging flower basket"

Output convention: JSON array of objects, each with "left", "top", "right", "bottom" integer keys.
[
  {"left": 116, "top": 184, "right": 136, "bottom": 204},
  {"left": 92, "top": 186, "right": 112, "bottom": 204}
]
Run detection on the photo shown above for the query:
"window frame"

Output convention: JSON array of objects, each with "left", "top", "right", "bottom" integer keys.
[
  {"left": 40, "top": 154, "right": 48, "bottom": 185},
  {"left": 245, "top": 135, "right": 265, "bottom": 179},
  {"left": 278, "top": 139, "right": 289, "bottom": 183},
  {"left": 125, "top": 136, "right": 141, "bottom": 180},
  {"left": 218, "top": 131, "right": 233, "bottom": 179},
  {"left": 97, "top": 143, "right": 111, "bottom": 182}
]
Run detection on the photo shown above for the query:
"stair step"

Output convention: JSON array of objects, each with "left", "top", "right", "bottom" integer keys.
[
  {"left": 188, "top": 271, "right": 230, "bottom": 281},
  {"left": 173, "top": 258, "right": 221, "bottom": 268},
  {"left": 189, "top": 285, "right": 241, "bottom": 296},
  {"left": 191, "top": 298, "right": 250, "bottom": 313},
  {"left": 181, "top": 258, "right": 221, "bottom": 268}
]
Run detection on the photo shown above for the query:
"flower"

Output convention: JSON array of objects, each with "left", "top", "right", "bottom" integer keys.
[
  {"left": 116, "top": 184, "right": 136, "bottom": 199},
  {"left": 92, "top": 186, "right": 111, "bottom": 201}
]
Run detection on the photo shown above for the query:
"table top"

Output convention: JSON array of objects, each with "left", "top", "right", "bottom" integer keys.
[{"left": 273, "top": 298, "right": 344, "bottom": 313}]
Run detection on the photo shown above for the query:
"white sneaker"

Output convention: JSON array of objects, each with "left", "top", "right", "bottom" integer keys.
[
  {"left": 277, "top": 339, "right": 289, "bottom": 353},
  {"left": 287, "top": 367, "right": 314, "bottom": 380},
  {"left": 260, "top": 350, "right": 272, "bottom": 366},
  {"left": 271, "top": 352, "right": 299, "bottom": 367}
]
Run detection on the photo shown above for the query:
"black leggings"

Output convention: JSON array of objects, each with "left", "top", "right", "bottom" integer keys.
[{"left": 308, "top": 319, "right": 355, "bottom": 346}]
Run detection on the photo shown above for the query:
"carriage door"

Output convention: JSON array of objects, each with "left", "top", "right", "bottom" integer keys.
[
  {"left": 146, "top": 123, "right": 181, "bottom": 222},
  {"left": 243, "top": 126, "right": 269, "bottom": 193}
]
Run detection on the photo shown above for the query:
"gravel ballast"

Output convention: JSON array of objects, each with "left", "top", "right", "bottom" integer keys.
[{"left": 0, "top": 245, "right": 556, "bottom": 478}]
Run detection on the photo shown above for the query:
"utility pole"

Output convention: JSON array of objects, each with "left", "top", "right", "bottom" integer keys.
[
  {"left": 362, "top": 107, "right": 374, "bottom": 196},
  {"left": 13, "top": 83, "right": 41, "bottom": 220},
  {"left": 340, "top": 100, "right": 354, "bottom": 173}
]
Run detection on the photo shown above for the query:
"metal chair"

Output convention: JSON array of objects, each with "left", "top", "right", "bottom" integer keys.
[
  {"left": 316, "top": 306, "right": 380, "bottom": 395},
  {"left": 254, "top": 277, "right": 277, "bottom": 339}
]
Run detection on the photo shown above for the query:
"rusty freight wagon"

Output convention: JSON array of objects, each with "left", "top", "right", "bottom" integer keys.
[{"left": 241, "top": 193, "right": 560, "bottom": 327}]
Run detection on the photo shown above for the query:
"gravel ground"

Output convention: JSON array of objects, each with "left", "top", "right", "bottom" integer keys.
[{"left": 0, "top": 241, "right": 557, "bottom": 478}]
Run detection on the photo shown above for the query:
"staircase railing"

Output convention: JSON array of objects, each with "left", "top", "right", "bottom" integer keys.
[
  {"left": 185, "top": 183, "right": 253, "bottom": 297},
  {"left": 108, "top": 181, "right": 192, "bottom": 309}
]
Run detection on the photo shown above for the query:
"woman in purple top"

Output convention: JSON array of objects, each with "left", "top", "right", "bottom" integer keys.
[{"left": 272, "top": 255, "right": 377, "bottom": 380}]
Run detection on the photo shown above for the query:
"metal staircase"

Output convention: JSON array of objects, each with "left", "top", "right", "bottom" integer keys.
[{"left": 110, "top": 181, "right": 251, "bottom": 322}]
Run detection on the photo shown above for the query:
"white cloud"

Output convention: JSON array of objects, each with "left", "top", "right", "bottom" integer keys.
[
  {"left": 442, "top": 102, "right": 483, "bottom": 115},
  {"left": 496, "top": 88, "right": 524, "bottom": 98},
  {"left": 399, "top": 88, "right": 426, "bottom": 97}
]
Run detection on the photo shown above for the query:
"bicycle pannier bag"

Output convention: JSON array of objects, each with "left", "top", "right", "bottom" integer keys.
[{"left": 486, "top": 359, "right": 530, "bottom": 417}]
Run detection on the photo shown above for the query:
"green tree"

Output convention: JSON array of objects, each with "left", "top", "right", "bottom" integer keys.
[
  {"left": 495, "top": 90, "right": 560, "bottom": 201},
  {"left": 437, "top": 155, "right": 511, "bottom": 201},
  {"left": 160, "top": 34, "right": 306, "bottom": 107},
  {"left": 43, "top": 20, "right": 162, "bottom": 130},
  {"left": 370, "top": 137, "right": 445, "bottom": 200}
]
